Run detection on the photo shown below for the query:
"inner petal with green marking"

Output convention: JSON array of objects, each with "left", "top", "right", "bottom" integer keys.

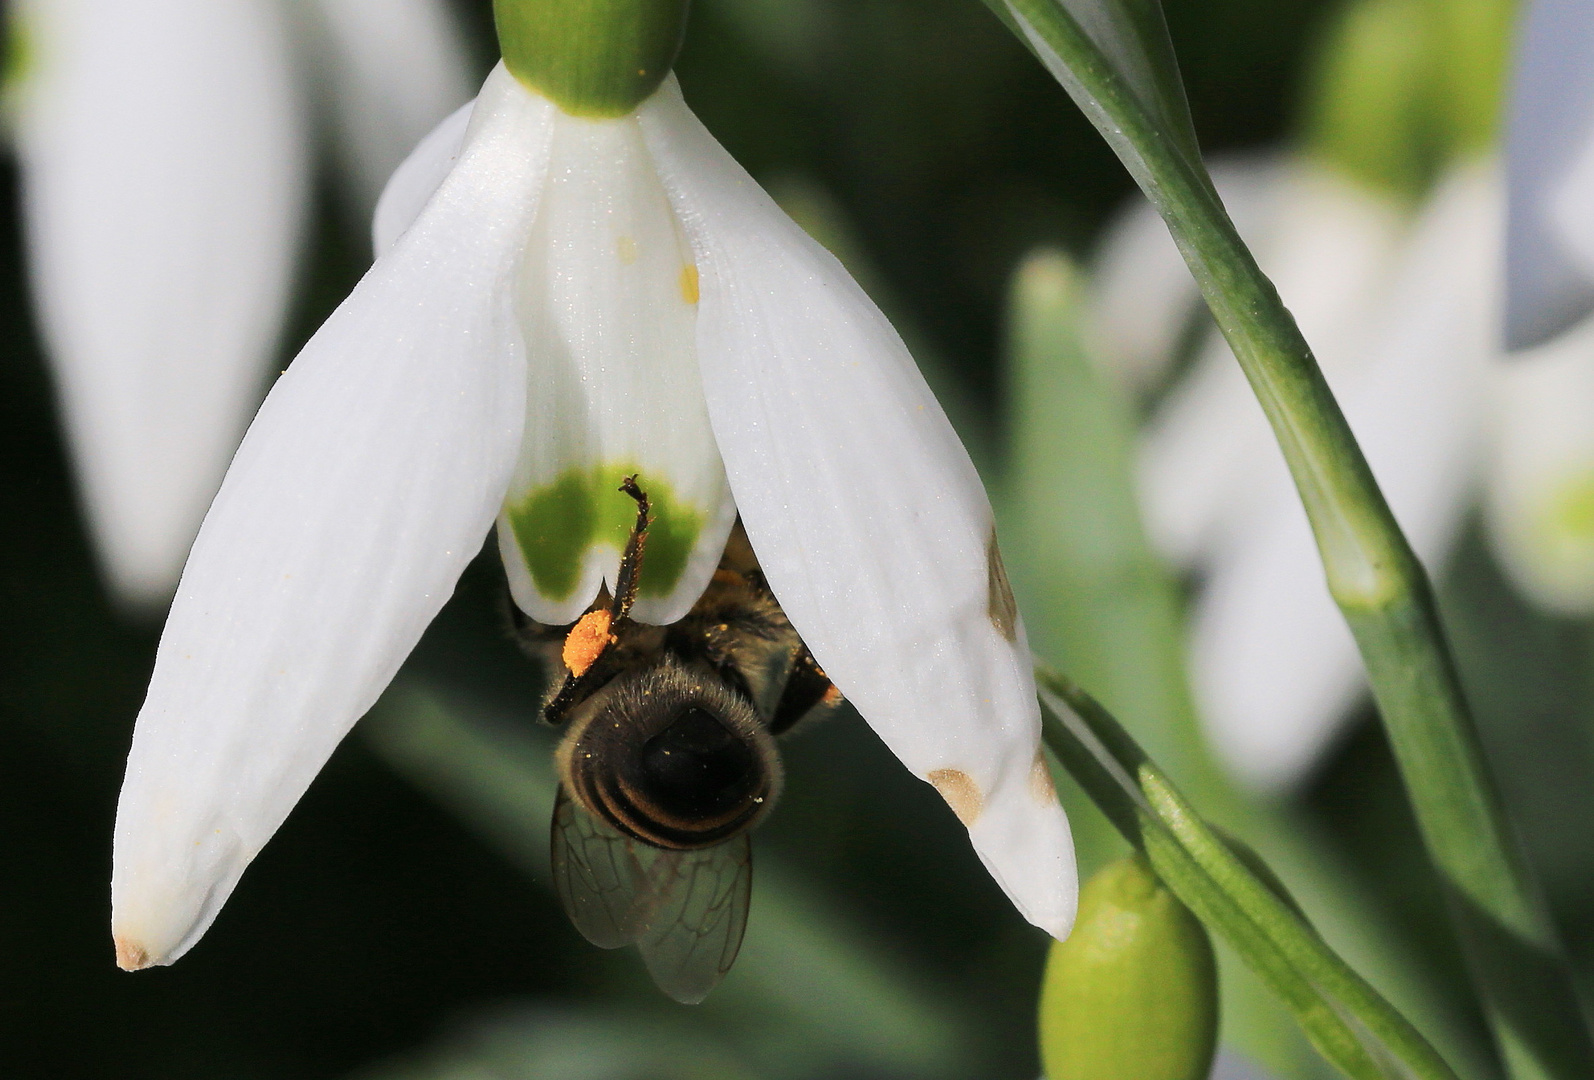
[{"left": 504, "top": 464, "right": 704, "bottom": 603}]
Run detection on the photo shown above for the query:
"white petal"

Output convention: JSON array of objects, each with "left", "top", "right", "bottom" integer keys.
[
  {"left": 372, "top": 99, "right": 474, "bottom": 257},
  {"left": 1192, "top": 164, "right": 1496, "bottom": 792},
  {"left": 111, "top": 66, "right": 552, "bottom": 968},
  {"left": 1504, "top": 0, "right": 1594, "bottom": 349},
  {"left": 498, "top": 107, "right": 737, "bottom": 626},
  {"left": 9, "top": 0, "right": 308, "bottom": 608},
  {"left": 1138, "top": 159, "right": 1405, "bottom": 567},
  {"left": 1486, "top": 314, "right": 1594, "bottom": 613},
  {"left": 639, "top": 80, "right": 1076, "bottom": 938},
  {"left": 1088, "top": 156, "right": 1282, "bottom": 391},
  {"left": 302, "top": 0, "right": 475, "bottom": 212}
]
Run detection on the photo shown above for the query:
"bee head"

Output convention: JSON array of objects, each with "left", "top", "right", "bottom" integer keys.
[{"left": 557, "top": 656, "right": 783, "bottom": 850}]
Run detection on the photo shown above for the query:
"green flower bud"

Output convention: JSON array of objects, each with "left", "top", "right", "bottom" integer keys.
[
  {"left": 1038, "top": 853, "right": 1218, "bottom": 1080},
  {"left": 1302, "top": 0, "right": 1514, "bottom": 199},
  {"left": 1302, "top": 0, "right": 1434, "bottom": 199},
  {"left": 493, "top": 0, "right": 690, "bottom": 117}
]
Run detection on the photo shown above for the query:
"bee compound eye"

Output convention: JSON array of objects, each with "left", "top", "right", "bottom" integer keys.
[{"left": 636, "top": 706, "right": 765, "bottom": 822}]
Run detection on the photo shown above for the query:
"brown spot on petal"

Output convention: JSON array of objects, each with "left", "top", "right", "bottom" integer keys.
[
  {"left": 929, "top": 768, "right": 984, "bottom": 827},
  {"left": 987, "top": 529, "right": 1018, "bottom": 642},
  {"left": 115, "top": 937, "right": 150, "bottom": 971},
  {"left": 562, "top": 609, "right": 615, "bottom": 677},
  {"left": 1030, "top": 751, "right": 1058, "bottom": 805}
]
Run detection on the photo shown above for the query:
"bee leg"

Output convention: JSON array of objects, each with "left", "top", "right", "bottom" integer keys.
[
  {"left": 609, "top": 474, "right": 652, "bottom": 622},
  {"left": 769, "top": 643, "right": 843, "bottom": 735},
  {"left": 542, "top": 478, "right": 653, "bottom": 727}
]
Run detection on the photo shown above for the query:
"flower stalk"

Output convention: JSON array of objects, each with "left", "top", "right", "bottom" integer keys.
[
  {"left": 1037, "top": 670, "right": 1458, "bottom": 1080},
  {"left": 988, "top": 0, "right": 1594, "bottom": 1072}
]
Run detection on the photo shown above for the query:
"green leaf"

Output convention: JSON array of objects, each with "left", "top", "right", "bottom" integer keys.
[{"left": 987, "top": 0, "right": 1200, "bottom": 176}]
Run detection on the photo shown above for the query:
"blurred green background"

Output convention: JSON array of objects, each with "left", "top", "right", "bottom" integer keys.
[{"left": 5, "top": 0, "right": 1590, "bottom": 1077}]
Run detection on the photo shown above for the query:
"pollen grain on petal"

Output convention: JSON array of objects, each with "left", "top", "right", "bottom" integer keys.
[
  {"left": 563, "top": 609, "right": 616, "bottom": 676},
  {"left": 114, "top": 937, "right": 151, "bottom": 971},
  {"left": 986, "top": 528, "right": 1019, "bottom": 642},
  {"left": 616, "top": 235, "right": 638, "bottom": 265},
  {"left": 1030, "top": 751, "right": 1058, "bottom": 805},
  {"left": 929, "top": 768, "right": 984, "bottom": 827},
  {"left": 679, "top": 264, "right": 700, "bottom": 305}
]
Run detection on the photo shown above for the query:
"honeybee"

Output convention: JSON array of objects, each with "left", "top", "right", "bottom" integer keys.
[{"left": 511, "top": 477, "right": 841, "bottom": 1003}]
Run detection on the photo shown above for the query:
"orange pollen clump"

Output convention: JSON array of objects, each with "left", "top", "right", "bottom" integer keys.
[{"left": 563, "top": 610, "right": 616, "bottom": 676}]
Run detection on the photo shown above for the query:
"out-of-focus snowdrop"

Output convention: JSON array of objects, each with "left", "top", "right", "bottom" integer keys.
[
  {"left": 1134, "top": 158, "right": 1409, "bottom": 569},
  {"left": 1094, "top": 154, "right": 1497, "bottom": 793},
  {"left": 1494, "top": 0, "right": 1594, "bottom": 615},
  {"left": 1084, "top": 0, "right": 1517, "bottom": 792},
  {"left": 1, "top": 0, "right": 471, "bottom": 610},
  {"left": 298, "top": 0, "right": 477, "bottom": 208},
  {"left": 1487, "top": 317, "right": 1594, "bottom": 614}
]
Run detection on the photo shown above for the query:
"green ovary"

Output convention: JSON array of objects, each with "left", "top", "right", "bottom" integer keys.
[{"left": 505, "top": 465, "right": 704, "bottom": 603}]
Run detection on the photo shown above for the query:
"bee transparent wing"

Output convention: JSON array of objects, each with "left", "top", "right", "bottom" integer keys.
[
  {"left": 551, "top": 787, "right": 754, "bottom": 1003},
  {"left": 635, "top": 834, "right": 753, "bottom": 1004},
  {"left": 550, "top": 785, "right": 649, "bottom": 949}
]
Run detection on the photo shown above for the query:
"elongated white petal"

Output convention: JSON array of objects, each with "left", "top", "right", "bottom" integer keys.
[
  {"left": 1192, "top": 164, "right": 1496, "bottom": 792},
  {"left": 1504, "top": 0, "right": 1594, "bottom": 350},
  {"left": 111, "top": 66, "right": 551, "bottom": 968},
  {"left": 372, "top": 100, "right": 473, "bottom": 256},
  {"left": 9, "top": 0, "right": 307, "bottom": 608},
  {"left": 302, "top": 0, "right": 475, "bottom": 212},
  {"left": 1487, "top": 314, "right": 1594, "bottom": 613},
  {"left": 639, "top": 80, "right": 1076, "bottom": 938},
  {"left": 1139, "top": 159, "right": 1404, "bottom": 567},
  {"left": 497, "top": 107, "right": 736, "bottom": 627},
  {"left": 1088, "top": 157, "right": 1281, "bottom": 391}
]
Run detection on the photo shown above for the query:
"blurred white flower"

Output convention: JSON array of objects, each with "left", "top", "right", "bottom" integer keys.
[
  {"left": 1090, "top": 155, "right": 1501, "bottom": 792},
  {"left": 3, "top": 0, "right": 471, "bottom": 609},
  {"left": 1494, "top": 0, "right": 1594, "bottom": 614},
  {"left": 110, "top": 64, "right": 1076, "bottom": 968}
]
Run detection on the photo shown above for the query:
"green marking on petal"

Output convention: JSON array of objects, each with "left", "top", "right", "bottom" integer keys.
[
  {"left": 2, "top": 11, "right": 34, "bottom": 97},
  {"left": 1548, "top": 472, "right": 1594, "bottom": 547},
  {"left": 505, "top": 464, "right": 705, "bottom": 604}
]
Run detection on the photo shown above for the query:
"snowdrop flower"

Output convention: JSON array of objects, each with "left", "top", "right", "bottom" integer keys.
[
  {"left": 110, "top": 2, "right": 1075, "bottom": 970},
  {"left": 1091, "top": 155, "right": 1497, "bottom": 792},
  {"left": 1494, "top": 0, "right": 1594, "bottom": 613},
  {"left": 3, "top": 0, "right": 471, "bottom": 608}
]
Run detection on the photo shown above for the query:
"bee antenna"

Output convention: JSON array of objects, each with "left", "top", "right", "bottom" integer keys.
[{"left": 610, "top": 476, "right": 652, "bottom": 622}]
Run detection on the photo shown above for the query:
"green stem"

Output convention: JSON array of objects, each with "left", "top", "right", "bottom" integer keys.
[
  {"left": 989, "top": 2, "right": 1594, "bottom": 1073},
  {"left": 1038, "top": 670, "right": 1460, "bottom": 1080}
]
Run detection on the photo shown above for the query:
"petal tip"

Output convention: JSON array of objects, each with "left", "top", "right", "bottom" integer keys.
[
  {"left": 114, "top": 936, "right": 154, "bottom": 972},
  {"left": 965, "top": 769, "right": 1078, "bottom": 941}
]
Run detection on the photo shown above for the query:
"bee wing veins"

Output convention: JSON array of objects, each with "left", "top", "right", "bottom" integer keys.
[
  {"left": 634, "top": 834, "right": 753, "bottom": 1004},
  {"left": 550, "top": 786, "right": 651, "bottom": 949}
]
